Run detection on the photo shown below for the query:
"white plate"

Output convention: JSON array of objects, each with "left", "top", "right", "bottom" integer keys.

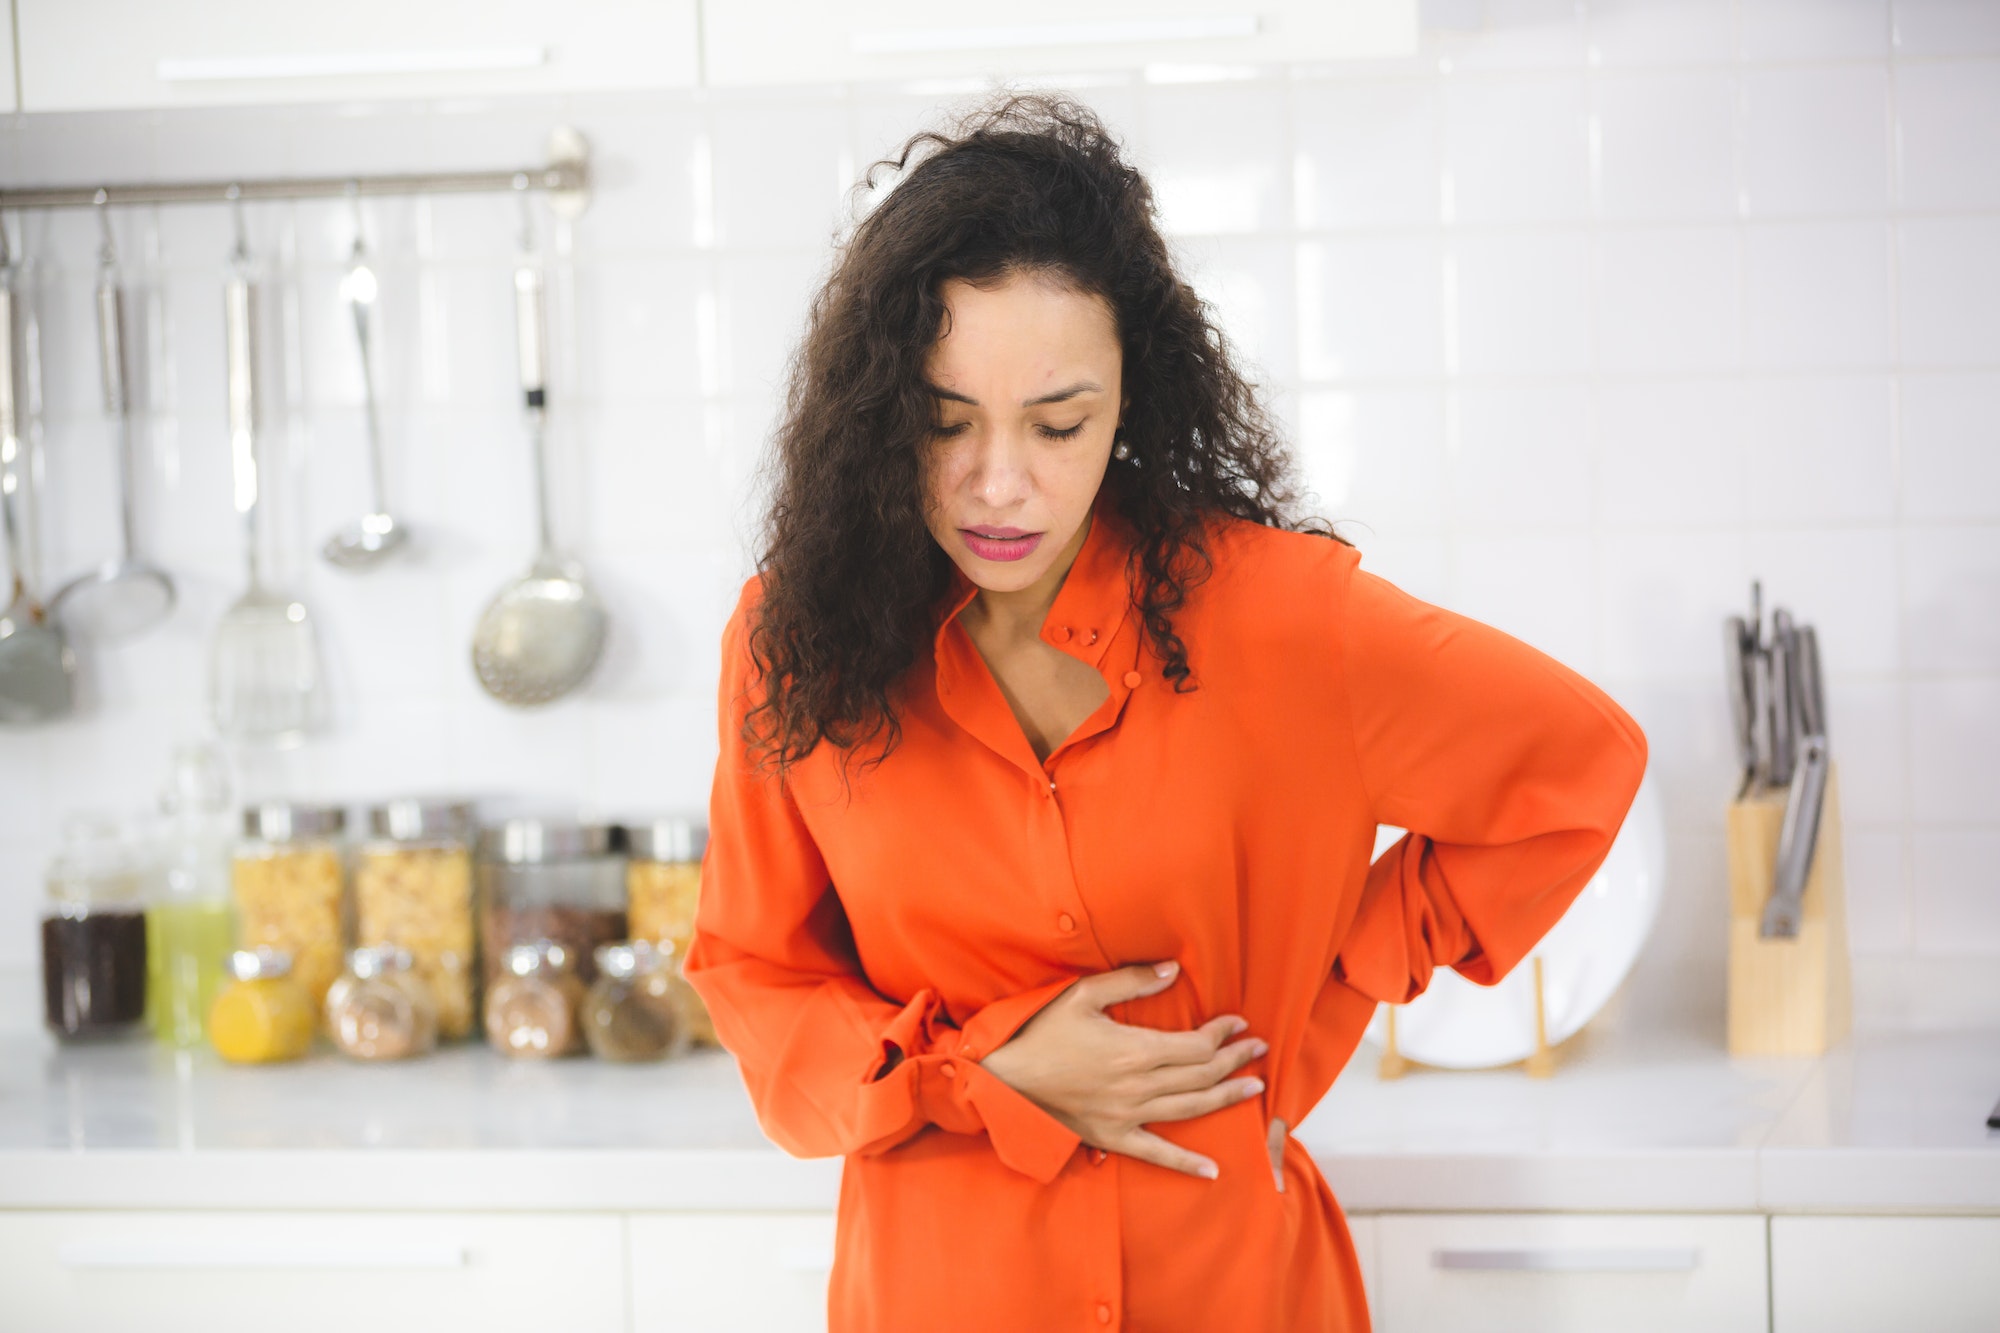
[{"left": 1359, "top": 770, "right": 1667, "bottom": 1070}]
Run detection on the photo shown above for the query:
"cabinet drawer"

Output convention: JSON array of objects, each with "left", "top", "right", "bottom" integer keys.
[
  {"left": 1773, "top": 1215, "right": 2000, "bottom": 1332},
  {"left": 1375, "top": 1213, "right": 1768, "bottom": 1333},
  {"left": 630, "top": 1211, "right": 836, "bottom": 1333},
  {"left": 0, "top": 1211, "right": 626, "bottom": 1333}
]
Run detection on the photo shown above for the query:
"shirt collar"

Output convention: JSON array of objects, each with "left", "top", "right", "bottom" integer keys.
[{"left": 930, "top": 485, "right": 1138, "bottom": 669}]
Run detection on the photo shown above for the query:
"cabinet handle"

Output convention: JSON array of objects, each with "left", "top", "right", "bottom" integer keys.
[
  {"left": 851, "top": 16, "right": 1259, "bottom": 56},
  {"left": 59, "top": 1240, "right": 468, "bottom": 1270},
  {"left": 157, "top": 48, "right": 546, "bottom": 83},
  {"left": 1434, "top": 1247, "right": 1701, "bottom": 1273}
]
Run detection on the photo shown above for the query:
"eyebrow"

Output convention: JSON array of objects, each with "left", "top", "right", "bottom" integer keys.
[{"left": 926, "top": 380, "right": 1104, "bottom": 409}]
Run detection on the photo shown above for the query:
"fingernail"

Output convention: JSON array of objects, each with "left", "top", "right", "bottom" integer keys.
[
  {"left": 1200, "top": 1163, "right": 1219, "bottom": 1180},
  {"left": 1242, "top": 1078, "right": 1264, "bottom": 1095},
  {"left": 1154, "top": 961, "right": 1178, "bottom": 977},
  {"left": 1251, "top": 1039, "right": 1269, "bottom": 1056},
  {"left": 1228, "top": 1017, "right": 1249, "bottom": 1036}
]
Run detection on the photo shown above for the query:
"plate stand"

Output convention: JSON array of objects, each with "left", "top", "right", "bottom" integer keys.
[
  {"left": 1726, "top": 761, "right": 1851, "bottom": 1056},
  {"left": 1377, "top": 956, "right": 1564, "bottom": 1080}
]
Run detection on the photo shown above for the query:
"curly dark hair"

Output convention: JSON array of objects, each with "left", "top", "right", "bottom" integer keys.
[{"left": 743, "top": 91, "right": 1348, "bottom": 776}]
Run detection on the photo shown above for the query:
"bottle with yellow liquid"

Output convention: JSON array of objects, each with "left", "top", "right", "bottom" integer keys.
[
  {"left": 209, "top": 946, "right": 315, "bottom": 1064},
  {"left": 147, "top": 743, "right": 237, "bottom": 1047}
]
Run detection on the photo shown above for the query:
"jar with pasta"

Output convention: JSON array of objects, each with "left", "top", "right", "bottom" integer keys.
[
  {"left": 623, "top": 816, "right": 716, "bottom": 1046},
  {"left": 354, "top": 799, "right": 476, "bottom": 1040},
  {"left": 231, "top": 802, "right": 347, "bottom": 1021},
  {"left": 477, "top": 818, "right": 626, "bottom": 1007}
]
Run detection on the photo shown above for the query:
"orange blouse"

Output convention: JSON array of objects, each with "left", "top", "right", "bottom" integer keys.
[{"left": 683, "top": 487, "right": 1649, "bottom": 1332}]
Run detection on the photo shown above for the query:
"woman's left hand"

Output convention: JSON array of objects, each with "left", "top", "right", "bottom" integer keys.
[{"left": 1266, "top": 1116, "right": 1287, "bottom": 1192}]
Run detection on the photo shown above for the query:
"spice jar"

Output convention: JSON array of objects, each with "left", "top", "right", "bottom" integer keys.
[
  {"left": 209, "top": 946, "right": 315, "bottom": 1064},
  {"left": 146, "top": 743, "right": 236, "bottom": 1049},
  {"left": 484, "top": 940, "right": 587, "bottom": 1058},
  {"left": 325, "top": 945, "right": 437, "bottom": 1061},
  {"left": 477, "top": 818, "right": 626, "bottom": 1005},
  {"left": 623, "top": 816, "right": 717, "bottom": 1047},
  {"left": 232, "top": 801, "right": 348, "bottom": 1021},
  {"left": 41, "top": 813, "right": 151, "bottom": 1042},
  {"left": 583, "top": 940, "right": 692, "bottom": 1063},
  {"left": 354, "top": 799, "right": 476, "bottom": 1040}
]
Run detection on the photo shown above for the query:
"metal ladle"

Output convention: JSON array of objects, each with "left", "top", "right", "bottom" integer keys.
[
  {"left": 52, "top": 196, "right": 177, "bottom": 640},
  {"left": 0, "top": 219, "right": 77, "bottom": 724},
  {"left": 321, "top": 191, "right": 408, "bottom": 570},
  {"left": 470, "top": 198, "right": 607, "bottom": 707}
]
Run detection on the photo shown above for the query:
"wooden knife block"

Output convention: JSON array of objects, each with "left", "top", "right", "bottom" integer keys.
[{"left": 1726, "top": 761, "right": 1852, "bottom": 1056}]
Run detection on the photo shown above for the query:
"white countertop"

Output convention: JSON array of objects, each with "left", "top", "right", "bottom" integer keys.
[{"left": 3, "top": 1004, "right": 1995, "bottom": 1217}]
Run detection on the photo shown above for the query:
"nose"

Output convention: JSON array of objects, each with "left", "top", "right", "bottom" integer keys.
[{"left": 964, "top": 427, "right": 1033, "bottom": 508}]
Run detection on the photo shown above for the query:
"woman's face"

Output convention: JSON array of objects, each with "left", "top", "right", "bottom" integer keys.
[{"left": 920, "top": 271, "right": 1124, "bottom": 598}]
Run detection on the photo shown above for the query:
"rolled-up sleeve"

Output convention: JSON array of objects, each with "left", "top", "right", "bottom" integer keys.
[
  {"left": 1330, "top": 564, "right": 1649, "bottom": 1006},
  {"left": 682, "top": 582, "right": 1085, "bottom": 1184}
]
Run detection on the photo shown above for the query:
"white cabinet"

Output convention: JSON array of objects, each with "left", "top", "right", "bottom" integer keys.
[
  {"left": 1373, "top": 1213, "right": 1770, "bottom": 1333},
  {"left": 630, "top": 1212, "right": 837, "bottom": 1332},
  {"left": 14, "top": 0, "right": 699, "bottom": 111},
  {"left": 0, "top": 2, "right": 16, "bottom": 113},
  {"left": 702, "top": 0, "right": 1419, "bottom": 88},
  {"left": 0, "top": 1211, "right": 629, "bottom": 1333},
  {"left": 1772, "top": 1216, "right": 2000, "bottom": 1333}
]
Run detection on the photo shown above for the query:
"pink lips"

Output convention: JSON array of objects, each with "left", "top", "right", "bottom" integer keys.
[{"left": 960, "top": 527, "right": 1043, "bottom": 562}]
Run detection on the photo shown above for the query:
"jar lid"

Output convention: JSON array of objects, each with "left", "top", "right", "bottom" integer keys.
[
  {"left": 477, "top": 817, "right": 616, "bottom": 864},
  {"left": 367, "top": 798, "right": 474, "bottom": 843},
  {"left": 503, "top": 939, "right": 576, "bottom": 976},
  {"left": 227, "top": 946, "right": 293, "bottom": 981},
  {"left": 347, "top": 944, "right": 415, "bottom": 979},
  {"left": 242, "top": 801, "right": 346, "bottom": 842},
  {"left": 621, "top": 816, "right": 708, "bottom": 863}
]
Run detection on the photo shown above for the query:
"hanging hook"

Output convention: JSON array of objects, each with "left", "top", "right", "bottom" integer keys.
[
  {"left": 512, "top": 171, "right": 535, "bottom": 255},
  {"left": 226, "top": 183, "right": 248, "bottom": 265},
  {"left": 94, "top": 188, "right": 118, "bottom": 271}
]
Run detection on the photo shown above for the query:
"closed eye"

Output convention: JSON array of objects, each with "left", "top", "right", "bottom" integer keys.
[{"left": 1037, "top": 421, "right": 1086, "bottom": 440}]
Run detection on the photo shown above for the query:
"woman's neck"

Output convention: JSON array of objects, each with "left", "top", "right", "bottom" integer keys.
[{"left": 962, "top": 510, "right": 1093, "bottom": 645}]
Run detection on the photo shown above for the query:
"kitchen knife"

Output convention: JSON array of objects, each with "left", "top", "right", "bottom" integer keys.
[
  {"left": 1794, "top": 625, "right": 1827, "bottom": 740},
  {"left": 1770, "top": 610, "right": 1797, "bottom": 789},
  {"left": 1762, "top": 732, "right": 1830, "bottom": 939},
  {"left": 1724, "top": 615, "right": 1757, "bottom": 796}
]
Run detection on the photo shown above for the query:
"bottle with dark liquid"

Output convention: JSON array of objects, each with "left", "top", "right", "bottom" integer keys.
[{"left": 41, "top": 813, "right": 150, "bottom": 1041}]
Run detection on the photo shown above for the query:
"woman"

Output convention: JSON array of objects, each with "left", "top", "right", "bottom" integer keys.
[{"left": 682, "top": 95, "right": 1648, "bottom": 1331}]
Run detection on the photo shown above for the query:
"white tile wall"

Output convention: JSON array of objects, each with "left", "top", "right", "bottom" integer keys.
[{"left": 0, "top": 0, "right": 1995, "bottom": 1031}]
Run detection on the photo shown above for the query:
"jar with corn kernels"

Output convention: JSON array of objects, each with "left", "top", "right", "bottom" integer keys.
[
  {"left": 354, "top": 799, "right": 476, "bottom": 1040},
  {"left": 231, "top": 802, "right": 348, "bottom": 1024},
  {"left": 622, "top": 816, "right": 716, "bottom": 1047}
]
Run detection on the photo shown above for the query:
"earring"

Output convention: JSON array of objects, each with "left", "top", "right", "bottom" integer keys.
[{"left": 1112, "top": 431, "right": 1131, "bottom": 462}]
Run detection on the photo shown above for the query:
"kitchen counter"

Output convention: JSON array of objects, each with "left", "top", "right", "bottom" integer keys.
[{"left": 3, "top": 1007, "right": 1995, "bottom": 1217}]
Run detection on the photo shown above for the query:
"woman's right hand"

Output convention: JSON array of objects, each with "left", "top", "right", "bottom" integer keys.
[{"left": 976, "top": 961, "right": 1267, "bottom": 1180}]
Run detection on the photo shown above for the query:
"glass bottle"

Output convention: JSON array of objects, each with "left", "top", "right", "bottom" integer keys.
[
  {"left": 146, "top": 742, "right": 237, "bottom": 1048},
  {"left": 325, "top": 944, "right": 438, "bottom": 1061},
  {"left": 353, "top": 799, "right": 475, "bottom": 1041},
  {"left": 208, "top": 946, "right": 315, "bottom": 1064},
  {"left": 232, "top": 801, "right": 347, "bottom": 1022},
  {"left": 623, "top": 816, "right": 716, "bottom": 1046},
  {"left": 41, "top": 813, "right": 151, "bottom": 1041},
  {"left": 583, "top": 940, "right": 692, "bottom": 1063},
  {"left": 483, "top": 939, "right": 587, "bottom": 1059}
]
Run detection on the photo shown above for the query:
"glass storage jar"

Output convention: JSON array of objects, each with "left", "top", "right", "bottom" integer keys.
[
  {"left": 232, "top": 801, "right": 348, "bottom": 1021},
  {"left": 354, "top": 799, "right": 476, "bottom": 1040},
  {"left": 623, "top": 816, "right": 716, "bottom": 1046},
  {"left": 41, "top": 813, "right": 151, "bottom": 1041},
  {"left": 146, "top": 742, "right": 236, "bottom": 1049},
  {"left": 582, "top": 940, "right": 692, "bottom": 1063},
  {"left": 325, "top": 944, "right": 438, "bottom": 1061},
  {"left": 484, "top": 940, "right": 587, "bottom": 1058},
  {"left": 209, "top": 946, "right": 315, "bottom": 1064},
  {"left": 476, "top": 817, "right": 626, "bottom": 1004}
]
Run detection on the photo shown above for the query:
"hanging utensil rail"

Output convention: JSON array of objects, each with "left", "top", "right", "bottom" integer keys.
[{"left": 0, "top": 127, "right": 591, "bottom": 216}]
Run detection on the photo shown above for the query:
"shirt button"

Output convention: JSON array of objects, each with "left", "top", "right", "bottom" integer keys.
[
  {"left": 1087, "top": 628, "right": 1099, "bottom": 644},
  {"left": 1123, "top": 671, "right": 1142, "bottom": 688},
  {"left": 1096, "top": 1301, "right": 1113, "bottom": 1324},
  {"left": 1052, "top": 625, "right": 1073, "bottom": 642},
  {"left": 940, "top": 1061, "right": 956, "bottom": 1079},
  {"left": 1057, "top": 913, "right": 1076, "bottom": 933},
  {"left": 1089, "top": 1147, "right": 1107, "bottom": 1165}
]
